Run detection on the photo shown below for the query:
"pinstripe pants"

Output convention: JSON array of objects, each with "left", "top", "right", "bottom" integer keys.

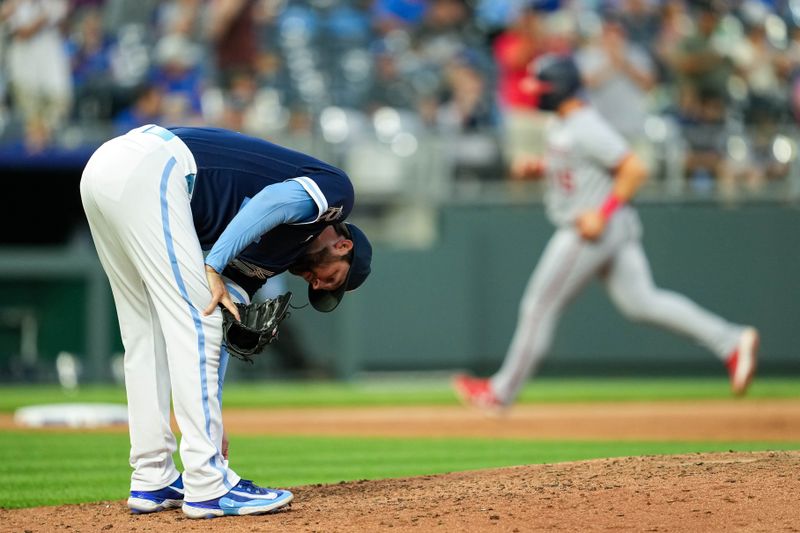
[{"left": 491, "top": 208, "right": 744, "bottom": 405}]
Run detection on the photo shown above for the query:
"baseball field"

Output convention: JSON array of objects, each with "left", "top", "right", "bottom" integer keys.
[{"left": 1, "top": 376, "right": 799, "bottom": 532}]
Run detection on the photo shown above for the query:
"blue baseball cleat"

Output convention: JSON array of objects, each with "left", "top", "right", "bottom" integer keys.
[
  {"left": 127, "top": 474, "right": 184, "bottom": 514},
  {"left": 182, "top": 479, "right": 293, "bottom": 519}
]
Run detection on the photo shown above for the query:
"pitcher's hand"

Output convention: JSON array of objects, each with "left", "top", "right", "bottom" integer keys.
[
  {"left": 222, "top": 429, "right": 229, "bottom": 460},
  {"left": 203, "top": 265, "right": 240, "bottom": 321}
]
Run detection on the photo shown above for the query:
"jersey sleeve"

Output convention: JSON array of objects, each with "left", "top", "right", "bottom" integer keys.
[
  {"left": 289, "top": 168, "right": 354, "bottom": 224},
  {"left": 204, "top": 180, "right": 316, "bottom": 273},
  {"left": 576, "top": 112, "right": 630, "bottom": 170}
]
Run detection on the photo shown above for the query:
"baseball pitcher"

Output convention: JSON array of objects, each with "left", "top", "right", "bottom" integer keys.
[{"left": 80, "top": 125, "right": 372, "bottom": 518}]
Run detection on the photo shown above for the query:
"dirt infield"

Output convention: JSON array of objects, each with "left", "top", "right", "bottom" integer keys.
[
  {"left": 220, "top": 399, "right": 800, "bottom": 441},
  {"left": 3, "top": 400, "right": 800, "bottom": 532}
]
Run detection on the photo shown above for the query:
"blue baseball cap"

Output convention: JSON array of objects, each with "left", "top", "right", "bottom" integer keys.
[{"left": 308, "top": 222, "right": 372, "bottom": 312}]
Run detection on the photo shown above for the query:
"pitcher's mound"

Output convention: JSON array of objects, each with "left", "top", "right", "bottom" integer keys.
[{"left": 3, "top": 450, "right": 798, "bottom": 532}]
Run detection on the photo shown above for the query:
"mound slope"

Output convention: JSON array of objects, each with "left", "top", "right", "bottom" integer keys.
[{"left": 3, "top": 451, "right": 798, "bottom": 532}]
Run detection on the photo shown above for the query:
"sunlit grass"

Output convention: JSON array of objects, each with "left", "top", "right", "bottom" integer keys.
[
  {"left": 1, "top": 430, "right": 797, "bottom": 509},
  {"left": 0, "top": 376, "right": 798, "bottom": 412}
]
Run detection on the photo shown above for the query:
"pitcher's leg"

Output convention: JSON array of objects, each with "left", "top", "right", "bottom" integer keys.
[
  {"left": 123, "top": 287, "right": 180, "bottom": 490},
  {"left": 81, "top": 173, "right": 179, "bottom": 491},
  {"left": 120, "top": 155, "right": 239, "bottom": 501},
  {"left": 605, "top": 241, "right": 743, "bottom": 358}
]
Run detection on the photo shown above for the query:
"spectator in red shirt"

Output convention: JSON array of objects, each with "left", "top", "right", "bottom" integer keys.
[{"left": 492, "top": 3, "right": 550, "bottom": 179}]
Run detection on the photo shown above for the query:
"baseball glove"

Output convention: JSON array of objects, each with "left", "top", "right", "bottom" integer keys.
[{"left": 221, "top": 292, "right": 293, "bottom": 363}]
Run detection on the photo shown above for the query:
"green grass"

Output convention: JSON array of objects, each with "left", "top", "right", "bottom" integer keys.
[
  {"left": 1, "top": 430, "right": 798, "bottom": 509},
  {"left": 0, "top": 376, "right": 799, "bottom": 412},
  {"left": 1, "top": 377, "right": 798, "bottom": 509}
]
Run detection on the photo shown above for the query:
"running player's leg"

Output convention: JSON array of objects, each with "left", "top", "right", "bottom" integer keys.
[
  {"left": 490, "top": 228, "right": 611, "bottom": 405},
  {"left": 604, "top": 240, "right": 743, "bottom": 359},
  {"left": 81, "top": 152, "right": 179, "bottom": 491}
]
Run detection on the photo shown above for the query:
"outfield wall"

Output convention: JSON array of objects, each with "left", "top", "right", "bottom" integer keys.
[
  {"left": 290, "top": 202, "right": 800, "bottom": 378},
  {"left": 0, "top": 202, "right": 798, "bottom": 381}
]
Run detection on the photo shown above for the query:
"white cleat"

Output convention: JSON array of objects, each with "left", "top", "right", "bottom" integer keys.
[{"left": 726, "top": 327, "right": 759, "bottom": 396}]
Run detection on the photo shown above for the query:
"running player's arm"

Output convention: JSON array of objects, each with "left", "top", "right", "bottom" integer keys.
[
  {"left": 576, "top": 151, "right": 648, "bottom": 240},
  {"left": 511, "top": 154, "right": 546, "bottom": 180},
  {"left": 575, "top": 110, "right": 648, "bottom": 240},
  {"left": 609, "top": 151, "right": 648, "bottom": 204}
]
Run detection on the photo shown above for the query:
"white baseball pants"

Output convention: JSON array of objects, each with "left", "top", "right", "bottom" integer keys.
[
  {"left": 491, "top": 208, "right": 745, "bottom": 405},
  {"left": 80, "top": 125, "right": 241, "bottom": 501}
]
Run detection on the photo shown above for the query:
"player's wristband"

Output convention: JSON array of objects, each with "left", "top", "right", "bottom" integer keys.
[{"left": 599, "top": 194, "right": 624, "bottom": 221}]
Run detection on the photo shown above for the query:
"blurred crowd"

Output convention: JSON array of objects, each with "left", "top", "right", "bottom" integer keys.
[{"left": 1, "top": 0, "right": 800, "bottom": 199}]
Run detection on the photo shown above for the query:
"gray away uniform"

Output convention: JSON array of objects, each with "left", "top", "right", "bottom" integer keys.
[{"left": 490, "top": 106, "right": 745, "bottom": 404}]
